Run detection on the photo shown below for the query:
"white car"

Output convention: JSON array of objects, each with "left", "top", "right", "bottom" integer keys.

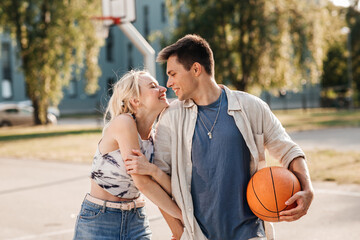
[{"left": 0, "top": 103, "right": 57, "bottom": 127}]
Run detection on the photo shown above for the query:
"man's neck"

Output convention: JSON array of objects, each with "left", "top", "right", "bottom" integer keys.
[{"left": 191, "top": 77, "right": 222, "bottom": 106}]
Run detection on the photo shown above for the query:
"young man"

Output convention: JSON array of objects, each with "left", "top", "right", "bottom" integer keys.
[{"left": 153, "top": 34, "right": 314, "bottom": 240}]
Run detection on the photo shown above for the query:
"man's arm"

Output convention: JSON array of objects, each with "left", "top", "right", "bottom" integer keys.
[
  {"left": 153, "top": 108, "right": 184, "bottom": 239},
  {"left": 280, "top": 156, "right": 314, "bottom": 221}
]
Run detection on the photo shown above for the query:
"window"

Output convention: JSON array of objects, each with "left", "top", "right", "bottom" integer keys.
[
  {"left": 67, "top": 79, "right": 77, "bottom": 98},
  {"left": 5, "top": 108, "right": 18, "bottom": 113},
  {"left": 2, "top": 42, "right": 13, "bottom": 99},
  {"left": 107, "top": 77, "right": 116, "bottom": 96},
  {"left": 143, "top": 6, "right": 149, "bottom": 40},
  {"left": 127, "top": 43, "right": 133, "bottom": 71},
  {"left": 161, "top": 2, "right": 166, "bottom": 23},
  {"left": 2, "top": 79, "right": 12, "bottom": 99},
  {"left": 106, "top": 28, "right": 114, "bottom": 62}
]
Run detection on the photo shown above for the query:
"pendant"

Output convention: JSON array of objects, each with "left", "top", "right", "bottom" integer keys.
[{"left": 207, "top": 132, "right": 212, "bottom": 139}]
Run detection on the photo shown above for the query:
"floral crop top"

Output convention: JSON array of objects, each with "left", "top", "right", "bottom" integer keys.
[{"left": 91, "top": 134, "right": 154, "bottom": 199}]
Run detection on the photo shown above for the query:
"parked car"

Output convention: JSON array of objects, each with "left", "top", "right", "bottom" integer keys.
[
  {"left": 17, "top": 100, "right": 60, "bottom": 118},
  {"left": 0, "top": 104, "right": 57, "bottom": 127}
]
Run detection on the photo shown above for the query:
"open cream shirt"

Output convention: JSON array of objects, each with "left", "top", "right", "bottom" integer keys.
[{"left": 153, "top": 85, "right": 305, "bottom": 240}]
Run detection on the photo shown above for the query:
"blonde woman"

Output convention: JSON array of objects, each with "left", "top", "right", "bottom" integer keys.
[{"left": 73, "top": 70, "right": 182, "bottom": 239}]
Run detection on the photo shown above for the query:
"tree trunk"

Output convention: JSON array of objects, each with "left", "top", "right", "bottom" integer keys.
[
  {"left": 32, "top": 98, "right": 48, "bottom": 125},
  {"left": 233, "top": 75, "right": 249, "bottom": 92}
]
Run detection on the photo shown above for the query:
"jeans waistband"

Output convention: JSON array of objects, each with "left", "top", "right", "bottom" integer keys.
[{"left": 85, "top": 194, "right": 145, "bottom": 210}]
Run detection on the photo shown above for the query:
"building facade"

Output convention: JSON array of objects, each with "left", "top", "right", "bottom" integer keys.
[
  {"left": 0, "top": 0, "right": 170, "bottom": 115},
  {"left": 0, "top": 0, "right": 323, "bottom": 115}
]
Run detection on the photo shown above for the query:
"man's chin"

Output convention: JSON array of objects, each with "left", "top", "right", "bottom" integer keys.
[{"left": 177, "top": 96, "right": 185, "bottom": 101}]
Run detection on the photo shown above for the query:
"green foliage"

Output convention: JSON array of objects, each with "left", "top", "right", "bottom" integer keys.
[
  {"left": 347, "top": 4, "right": 360, "bottom": 104},
  {"left": 0, "top": 0, "right": 103, "bottom": 124},
  {"left": 321, "top": 42, "right": 348, "bottom": 93},
  {"left": 163, "top": 0, "right": 342, "bottom": 93}
]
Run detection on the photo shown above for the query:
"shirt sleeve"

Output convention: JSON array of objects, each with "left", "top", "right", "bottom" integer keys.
[
  {"left": 261, "top": 101, "right": 306, "bottom": 168},
  {"left": 153, "top": 108, "right": 172, "bottom": 175}
]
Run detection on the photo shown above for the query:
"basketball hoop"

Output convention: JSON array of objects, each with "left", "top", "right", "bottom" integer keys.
[
  {"left": 91, "top": 0, "right": 155, "bottom": 79},
  {"left": 91, "top": 17, "right": 121, "bottom": 39},
  {"left": 91, "top": 0, "right": 135, "bottom": 39}
]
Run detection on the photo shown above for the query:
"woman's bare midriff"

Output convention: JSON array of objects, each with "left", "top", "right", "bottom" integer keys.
[{"left": 90, "top": 179, "right": 137, "bottom": 202}]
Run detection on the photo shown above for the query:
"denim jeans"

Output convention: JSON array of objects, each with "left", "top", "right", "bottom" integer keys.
[{"left": 73, "top": 197, "right": 152, "bottom": 240}]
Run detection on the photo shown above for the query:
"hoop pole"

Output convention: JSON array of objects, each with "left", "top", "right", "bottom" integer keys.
[{"left": 118, "top": 23, "right": 156, "bottom": 78}]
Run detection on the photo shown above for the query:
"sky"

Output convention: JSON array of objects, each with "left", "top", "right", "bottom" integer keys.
[{"left": 331, "top": 0, "right": 352, "bottom": 7}]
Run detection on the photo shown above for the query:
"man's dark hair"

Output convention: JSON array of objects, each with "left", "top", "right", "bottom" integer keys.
[{"left": 157, "top": 34, "right": 214, "bottom": 76}]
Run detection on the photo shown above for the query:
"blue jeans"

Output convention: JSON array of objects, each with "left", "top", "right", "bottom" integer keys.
[{"left": 73, "top": 197, "right": 152, "bottom": 240}]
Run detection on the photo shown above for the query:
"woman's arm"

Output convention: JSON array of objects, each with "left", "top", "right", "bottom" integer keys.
[
  {"left": 110, "top": 115, "right": 182, "bottom": 221},
  {"left": 125, "top": 149, "right": 172, "bottom": 195}
]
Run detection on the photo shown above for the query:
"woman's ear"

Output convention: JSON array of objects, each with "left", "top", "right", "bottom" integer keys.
[{"left": 129, "top": 98, "right": 140, "bottom": 108}]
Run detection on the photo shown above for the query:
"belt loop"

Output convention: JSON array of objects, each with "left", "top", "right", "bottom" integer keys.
[
  {"left": 102, "top": 200, "right": 107, "bottom": 213},
  {"left": 83, "top": 193, "right": 89, "bottom": 203},
  {"left": 133, "top": 199, "right": 137, "bottom": 212}
]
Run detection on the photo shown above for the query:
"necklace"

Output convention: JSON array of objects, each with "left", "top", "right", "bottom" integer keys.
[{"left": 197, "top": 92, "right": 222, "bottom": 139}]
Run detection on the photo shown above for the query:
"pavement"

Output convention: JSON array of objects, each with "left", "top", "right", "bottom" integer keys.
[
  {"left": 288, "top": 127, "right": 360, "bottom": 152},
  {"left": 1, "top": 126, "right": 360, "bottom": 239}
]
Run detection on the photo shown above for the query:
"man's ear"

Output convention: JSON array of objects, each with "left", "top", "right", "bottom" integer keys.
[{"left": 192, "top": 62, "right": 202, "bottom": 77}]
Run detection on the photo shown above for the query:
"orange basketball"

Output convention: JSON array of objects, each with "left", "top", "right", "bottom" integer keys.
[{"left": 246, "top": 166, "right": 301, "bottom": 222}]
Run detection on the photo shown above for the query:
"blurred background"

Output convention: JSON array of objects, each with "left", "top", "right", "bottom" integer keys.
[
  {"left": 0, "top": 0, "right": 359, "bottom": 239},
  {"left": 0, "top": 0, "right": 359, "bottom": 120}
]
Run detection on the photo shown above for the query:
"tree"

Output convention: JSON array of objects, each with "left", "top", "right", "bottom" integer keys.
[
  {"left": 163, "top": 0, "right": 330, "bottom": 93},
  {"left": 347, "top": 1, "right": 360, "bottom": 105},
  {"left": 0, "top": 0, "right": 102, "bottom": 124},
  {"left": 321, "top": 43, "right": 348, "bottom": 93}
]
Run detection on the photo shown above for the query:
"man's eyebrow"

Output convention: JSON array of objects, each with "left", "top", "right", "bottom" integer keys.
[{"left": 167, "top": 70, "right": 174, "bottom": 75}]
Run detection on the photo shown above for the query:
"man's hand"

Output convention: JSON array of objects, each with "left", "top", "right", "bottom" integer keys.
[
  {"left": 125, "top": 149, "right": 156, "bottom": 176},
  {"left": 280, "top": 156, "right": 314, "bottom": 222},
  {"left": 279, "top": 188, "right": 313, "bottom": 221}
]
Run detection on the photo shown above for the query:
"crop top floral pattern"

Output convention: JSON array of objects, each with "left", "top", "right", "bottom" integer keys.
[{"left": 91, "top": 134, "right": 154, "bottom": 199}]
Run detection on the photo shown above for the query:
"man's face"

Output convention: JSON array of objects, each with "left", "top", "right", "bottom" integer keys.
[{"left": 166, "top": 55, "right": 197, "bottom": 101}]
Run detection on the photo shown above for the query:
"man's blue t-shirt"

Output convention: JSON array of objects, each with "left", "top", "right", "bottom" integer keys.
[{"left": 191, "top": 89, "right": 265, "bottom": 239}]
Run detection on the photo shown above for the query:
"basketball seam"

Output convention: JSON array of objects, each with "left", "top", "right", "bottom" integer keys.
[
  {"left": 249, "top": 206, "right": 281, "bottom": 221},
  {"left": 251, "top": 168, "right": 280, "bottom": 214},
  {"left": 270, "top": 167, "right": 280, "bottom": 221},
  {"left": 281, "top": 178, "right": 296, "bottom": 211}
]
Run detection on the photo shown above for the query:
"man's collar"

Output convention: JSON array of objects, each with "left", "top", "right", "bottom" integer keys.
[
  {"left": 183, "top": 98, "right": 195, "bottom": 108},
  {"left": 221, "top": 85, "right": 242, "bottom": 111},
  {"left": 182, "top": 84, "right": 242, "bottom": 111}
]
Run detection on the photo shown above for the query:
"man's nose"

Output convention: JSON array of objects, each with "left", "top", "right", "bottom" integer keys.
[{"left": 166, "top": 78, "right": 172, "bottom": 88}]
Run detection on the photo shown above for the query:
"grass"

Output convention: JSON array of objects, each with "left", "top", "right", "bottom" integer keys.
[
  {"left": 0, "top": 108, "right": 359, "bottom": 184},
  {"left": 273, "top": 108, "right": 360, "bottom": 132},
  {"left": 266, "top": 149, "right": 360, "bottom": 184},
  {"left": 305, "top": 150, "right": 360, "bottom": 184},
  {"left": 0, "top": 125, "right": 102, "bottom": 163},
  {"left": 0, "top": 133, "right": 101, "bottom": 163}
]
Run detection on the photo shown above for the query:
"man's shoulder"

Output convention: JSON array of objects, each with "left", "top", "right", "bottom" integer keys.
[
  {"left": 168, "top": 98, "right": 184, "bottom": 108},
  {"left": 165, "top": 98, "right": 190, "bottom": 112},
  {"left": 226, "top": 88, "right": 268, "bottom": 109},
  {"left": 158, "top": 99, "right": 184, "bottom": 121}
]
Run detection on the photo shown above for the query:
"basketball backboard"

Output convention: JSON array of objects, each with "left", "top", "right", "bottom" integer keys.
[{"left": 102, "top": 0, "right": 136, "bottom": 26}]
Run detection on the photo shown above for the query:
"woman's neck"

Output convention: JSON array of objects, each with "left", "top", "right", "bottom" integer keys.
[{"left": 134, "top": 111, "right": 157, "bottom": 140}]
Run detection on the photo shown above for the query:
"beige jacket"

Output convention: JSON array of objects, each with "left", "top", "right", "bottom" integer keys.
[{"left": 153, "top": 85, "right": 305, "bottom": 240}]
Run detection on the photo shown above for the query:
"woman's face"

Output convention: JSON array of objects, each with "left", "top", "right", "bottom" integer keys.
[{"left": 138, "top": 73, "right": 169, "bottom": 114}]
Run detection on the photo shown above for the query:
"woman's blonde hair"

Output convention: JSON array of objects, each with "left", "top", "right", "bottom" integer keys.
[{"left": 104, "top": 70, "right": 148, "bottom": 124}]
